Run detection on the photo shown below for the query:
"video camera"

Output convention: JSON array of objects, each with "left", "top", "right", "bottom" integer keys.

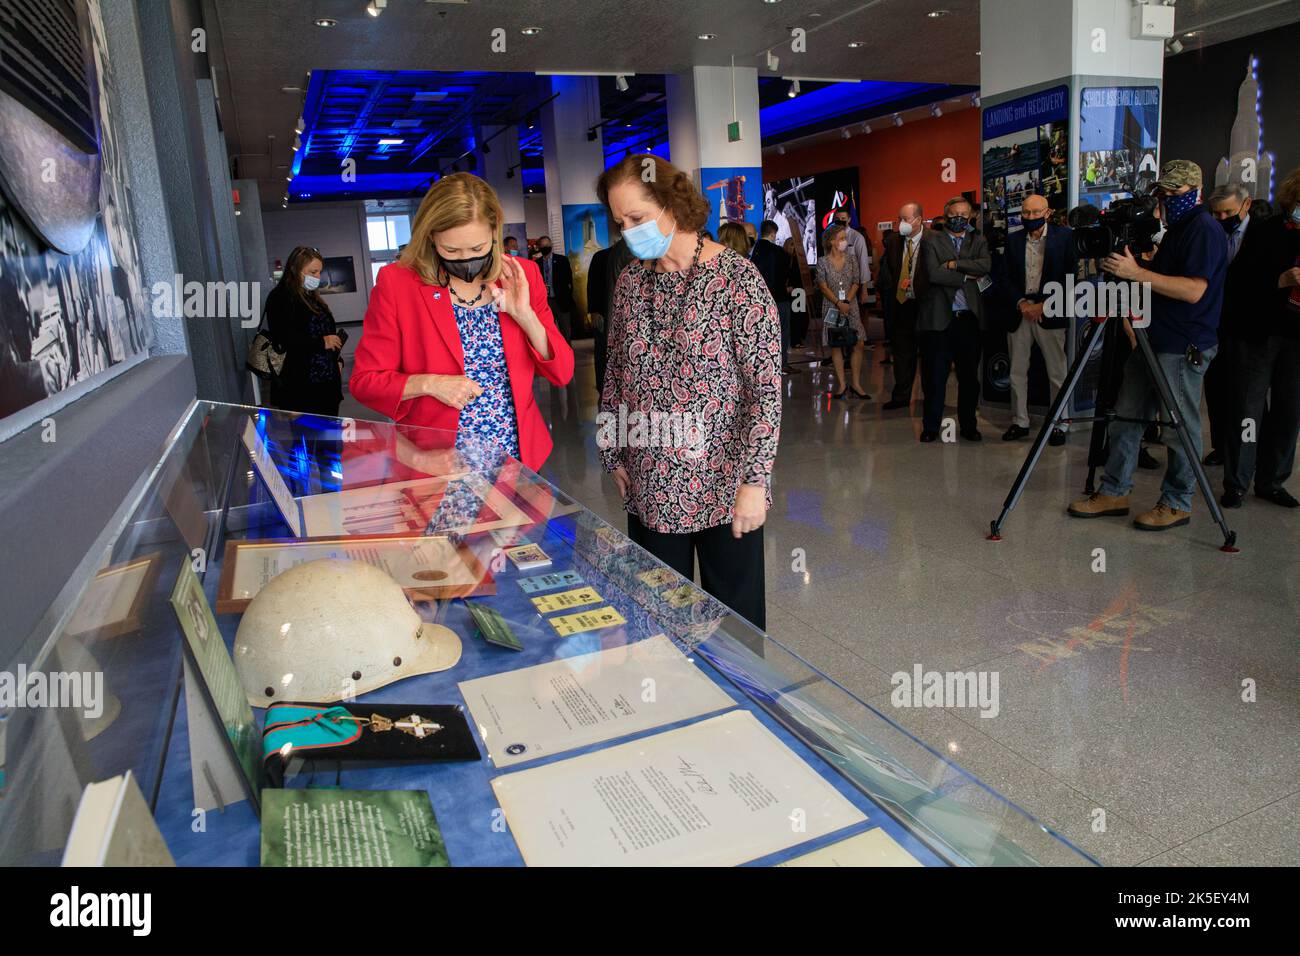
[{"left": 1072, "top": 196, "right": 1161, "bottom": 259}]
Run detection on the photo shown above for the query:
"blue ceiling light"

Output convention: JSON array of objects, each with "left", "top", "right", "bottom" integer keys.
[{"left": 759, "top": 78, "right": 977, "bottom": 144}]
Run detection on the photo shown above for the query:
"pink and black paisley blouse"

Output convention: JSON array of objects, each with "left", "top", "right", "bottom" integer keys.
[{"left": 599, "top": 246, "right": 782, "bottom": 533}]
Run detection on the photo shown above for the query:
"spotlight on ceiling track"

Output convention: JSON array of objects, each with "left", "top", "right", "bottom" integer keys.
[
  {"left": 615, "top": 74, "right": 629, "bottom": 92},
  {"left": 787, "top": 79, "right": 800, "bottom": 98},
  {"left": 931, "top": 103, "right": 943, "bottom": 118},
  {"left": 766, "top": 50, "right": 779, "bottom": 71},
  {"left": 776, "top": 145, "right": 786, "bottom": 155},
  {"left": 971, "top": 93, "right": 980, "bottom": 108},
  {"left": 893, "top": 113, "right": 903, "bottom": 127},
  {"left": 292, "top": 134, "right": 301, "bottom": 151},
  {"left": 841, "top": 128, "right": 851, "bottom": 139},
  {"left": 1165, "top": 37, "right": 1184, "bottom": 55},
  {"left": 861, "top": 122, "right": 872, "bottom": 134},
  {"left": 295, "top": 115, "right": 305, "bottom": 133},
  {"left": 366, "top": 0, "right": 387, "bottom": 17}
]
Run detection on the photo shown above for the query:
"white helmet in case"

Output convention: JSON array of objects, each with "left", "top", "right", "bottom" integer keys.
[{"left": 233, "top": 558, "right": 462, "bottom": 707}]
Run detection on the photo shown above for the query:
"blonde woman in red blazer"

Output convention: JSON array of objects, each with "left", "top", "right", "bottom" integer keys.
[{"left": 351, "top": 173, "right": 574, "bottom": 471}]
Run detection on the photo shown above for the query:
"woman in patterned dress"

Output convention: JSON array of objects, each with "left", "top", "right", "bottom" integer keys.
[
  {"left": 351, "top": 173, "right": 573, "bottom": 472},
  {"left": 596, "top": 154, "right": 782, "bottom": 629},
  {"left": 815, "top": 223, "right": 868, "bottom": 399}
]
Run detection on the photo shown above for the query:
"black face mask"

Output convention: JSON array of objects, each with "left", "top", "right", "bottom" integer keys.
[
  {"left": 537, "top": 244, "right": 552, "bottom": 256},
  {"left": 441, "top": 249, "right": 492, "bottom": 282},
  {"left": 1218, "top": 214, "right": 1241, "bottom": 233},
  {"left": 1020, "top": 216, "right": 1046, "bottom": 234},
  {"left": 947, "top": 216, "right": 969, "bottom": 233}
]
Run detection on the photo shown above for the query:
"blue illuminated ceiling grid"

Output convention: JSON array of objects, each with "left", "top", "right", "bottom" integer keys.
[{"left": 285, "top": 70, "right": 975, "bottom": 202}]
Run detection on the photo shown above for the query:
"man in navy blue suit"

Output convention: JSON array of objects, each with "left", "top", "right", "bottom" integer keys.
[{"left": 999, "top": 193, "right": 1077, "bottom": 444}]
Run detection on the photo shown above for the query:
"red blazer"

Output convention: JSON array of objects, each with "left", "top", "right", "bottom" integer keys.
[{"left": 350, "top": 256, "right": 575, "bottom": 471}]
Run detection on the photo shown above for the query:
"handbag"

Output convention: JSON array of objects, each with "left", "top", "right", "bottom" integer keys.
[
  {"left": 245, "top": 301, "right": 285, "bottom": 380},
  {"left": 824, "top": 304, "right": 857, "bottom": 348}
]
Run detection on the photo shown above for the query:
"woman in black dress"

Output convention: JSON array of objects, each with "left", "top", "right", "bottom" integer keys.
[{"left": 267, "top": 245, "right": 347, "bottom": 416}]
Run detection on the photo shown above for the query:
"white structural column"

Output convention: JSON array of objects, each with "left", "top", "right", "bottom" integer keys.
[
  {"left": 664, "top": 65, "right": 763, "bottom": 234},
  {"left": 540, "top": 75, "right": 605, "bottom": 256},
  {"left": 479, "top": 123, "right": 526, "bottom": 239},
  {"left": 979, "top": 0, "right": 1168, "bottom": 415}
]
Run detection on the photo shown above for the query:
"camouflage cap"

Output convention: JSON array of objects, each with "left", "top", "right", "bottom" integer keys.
[{"left": 1153, "top": 159, "right": 1203, "bottom": 191}]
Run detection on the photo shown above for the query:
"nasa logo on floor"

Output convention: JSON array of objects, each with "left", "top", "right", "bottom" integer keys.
[{"left": 506, "top": 743, "right": 527, "bottom": 755}]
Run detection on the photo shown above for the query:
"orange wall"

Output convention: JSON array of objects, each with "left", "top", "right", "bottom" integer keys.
[{"left": 762, "top": 107, "right": 982, "bottom": 255}]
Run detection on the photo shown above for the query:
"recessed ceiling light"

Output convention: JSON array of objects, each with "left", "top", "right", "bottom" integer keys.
[
  {"left": 314, "top": 17, "right": 336, "bottom": 27},
  {"left": 520, "top": 26, "right": 542, "bottom": 36},
  {"left": 697, "top": 33, "right": 716, "bottom": 40},
  {"left": 848, "top": 41, "right": 865, "bottom": 48},
  {"left": 975, "top": 50, "right": 981, "bottom": 56},
  {"left": 1184, "top": 31, "right": 1199, "bottom": 37},
  {"left": 927, "top": 9, "right": 950, "bottom": 18}
]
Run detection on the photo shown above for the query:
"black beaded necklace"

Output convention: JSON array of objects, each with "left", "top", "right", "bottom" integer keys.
[{"left": 447, "top": 275, "right": 489, "bottom": 308}]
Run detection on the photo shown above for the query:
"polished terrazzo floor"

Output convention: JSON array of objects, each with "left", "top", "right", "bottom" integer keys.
[{"left": 341, "top": 336, "right": 1299, "bottom": 867}]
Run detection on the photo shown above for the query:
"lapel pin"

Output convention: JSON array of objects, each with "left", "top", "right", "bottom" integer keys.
[{"left": 433, "top": 292, "right": 441, "bottom": 300}]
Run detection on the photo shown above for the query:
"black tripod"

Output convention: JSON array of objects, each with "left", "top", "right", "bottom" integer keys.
[{"left": 987, "top": 310, "right": 1239, "bottom": 552}]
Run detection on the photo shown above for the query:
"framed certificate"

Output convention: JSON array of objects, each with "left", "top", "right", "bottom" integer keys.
[
  {"left": 63, "top": 553, "right": 162, "bottom": 640},
  {"left": 215, "top": 534, "right": 493, "bottom": 613}
]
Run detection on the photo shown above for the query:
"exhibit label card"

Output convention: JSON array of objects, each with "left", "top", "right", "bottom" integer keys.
[
  {"left": 168, "top": 560, "right": 261, "bottom": 806},
  {"left": 530, "top": 586, "right": 603, "bottom": 614},
  {"left": 778, "top": 827, "right": 921, "bottom": 867},
  {"left": 458, "top": 633, "right": 735, "bottom": 767},
  {"left": 260, "top": 789, "right": 448, "bottom": 867},
  {"left": 491, "top": 710, "right": 867, "bottom": 867},
  {"left": 240, "top": 417, "right": 304, "bottom": 536},
  {"left": 518, "top": 570, "right": 584, "bottom": 594}
]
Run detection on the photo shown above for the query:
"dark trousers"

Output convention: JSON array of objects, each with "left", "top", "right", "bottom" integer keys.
[
  {"left": 627, "top": 513, "right": 766, "bottom": 631},
  {"left": 920, "top": 310, "right": 981, "bottom": 433},
  {"left": 1223, "top": 334, "right": 1300, "bottom": 495},
  {"left": 547, "top": 297, "right": 571, "bottom": 341},
  {"left": 1203, "top": 334, "right": 1232, "bottom": 453},
  {"left": 890, "top": 298, "right": 921, "bottom": 404}
]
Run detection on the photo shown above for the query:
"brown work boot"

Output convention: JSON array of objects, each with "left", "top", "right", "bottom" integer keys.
[
  {"left": 1133, "top": 501, "right": 1191, "bottom": 531},
  {"left": 1067, "top": 492, "right": 1130, "bottom": 518}
]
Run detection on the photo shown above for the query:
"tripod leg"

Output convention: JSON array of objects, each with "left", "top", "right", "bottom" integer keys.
[
  {"left": 1133, "top": 330, "right": 1239, "bottom": 551},
  {"left": 989, "top": 320, "right": 1106, "bottom": 539}
]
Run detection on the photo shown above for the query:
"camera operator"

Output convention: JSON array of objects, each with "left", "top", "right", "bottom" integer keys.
[{"left": 1068, "top": 160, "right": 1228, "bottom": 531}]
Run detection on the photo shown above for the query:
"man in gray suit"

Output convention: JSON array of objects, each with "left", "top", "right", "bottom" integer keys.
[{"left": 918, "top": 196, "right": 991, "bottom": 442}]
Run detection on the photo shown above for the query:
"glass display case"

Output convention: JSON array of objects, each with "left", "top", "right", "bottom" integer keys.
[{"left": 0, "top": 402, "right": 1097, "bottom": 867}]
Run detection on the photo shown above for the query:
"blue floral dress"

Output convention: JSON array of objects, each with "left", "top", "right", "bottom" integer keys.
[
  {"left": 424, "top": 300, "right": 519, "bottom": 534},
  {"left": 453, "top": 300, "right": 519, "bottom": 458}
]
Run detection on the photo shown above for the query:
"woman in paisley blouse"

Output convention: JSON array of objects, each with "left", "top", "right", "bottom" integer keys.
[
  {"left": 596, "top": 155, "right": 782, "bottom": 629},
  {"left": 351, "top": 173, "right": 574, "bottom": 472}
]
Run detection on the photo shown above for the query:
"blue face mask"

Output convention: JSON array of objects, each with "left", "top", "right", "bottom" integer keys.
[
  {"left": 303, "top": 274, "right": 321, "bottom": 291},
  {"left": 1161, "top": 188, "right": 1200, "bottom": 225},
  {"left": 622, "top": 207, "right": 675, "bottom": 260},
  {"left": 946, "top": 216, "right": 969, "bottom": 233}
]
